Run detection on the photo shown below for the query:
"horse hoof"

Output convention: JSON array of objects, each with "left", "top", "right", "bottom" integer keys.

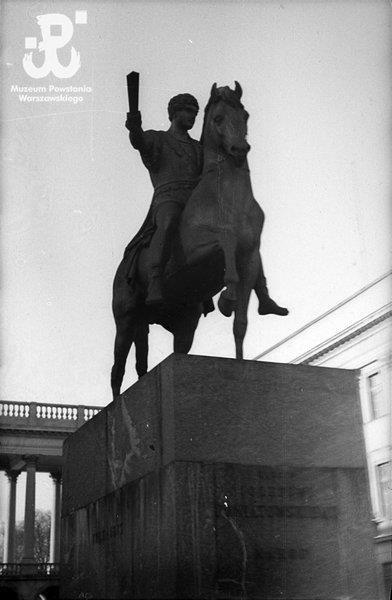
[{"left": 218, "top": 295, "right": 236, "bottom": 317}]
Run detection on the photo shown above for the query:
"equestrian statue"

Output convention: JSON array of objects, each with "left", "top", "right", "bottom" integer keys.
[{"left": 111, "top": 73, "right": 288, "bottom": 397}]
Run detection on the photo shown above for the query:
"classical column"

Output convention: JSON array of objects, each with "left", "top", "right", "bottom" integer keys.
[
  {"left": 22, "top": 456, "right": 38, "bottom": 563},
  {"left": 49, "top": 472, "right": 62, "bottom": 563},
  {"left": 3, "top": 471, "right": 20, "bottom": 562}
]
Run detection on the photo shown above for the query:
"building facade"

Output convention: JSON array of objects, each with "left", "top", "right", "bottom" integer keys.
[
  {"left": 0, "top": 401, "right": 101, "bottom": 600},
  {"left": 255, "top": 271, "right": 392, "bottom": 599}
]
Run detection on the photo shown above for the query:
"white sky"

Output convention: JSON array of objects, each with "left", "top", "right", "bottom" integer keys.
[{"left": 0, "top": 0, "right": 391, "bottom": 519}]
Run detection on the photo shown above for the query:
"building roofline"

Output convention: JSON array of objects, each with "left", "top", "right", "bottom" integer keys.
[
  {"left": 298, "top": 307, "right": 392, "bottom": 364},
  {"left": 253, "top": 269, "right": 392, "bottom": 360}
]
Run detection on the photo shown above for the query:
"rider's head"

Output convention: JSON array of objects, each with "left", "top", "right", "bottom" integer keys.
[{"left": 168, "top": 93, "right": 199, "bottom": 130}]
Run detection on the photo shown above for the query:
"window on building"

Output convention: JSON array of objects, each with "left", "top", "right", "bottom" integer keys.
[
  {"left": 367, "top": 371, "right": 387, "bottom": 420},
  {"left": 376, "top": 462, "right": 392, "bottom": 518}
]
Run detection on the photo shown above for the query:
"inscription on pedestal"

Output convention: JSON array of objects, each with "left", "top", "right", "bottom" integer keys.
[
  {"left": 227, "top": 503, "right": 337, "bottom": 519},
  {"left": 92, "top": 523, "right": 123, "bottom": 545},
  {"left": 214, "top": 465, "right": 345, "bottom": 598}
]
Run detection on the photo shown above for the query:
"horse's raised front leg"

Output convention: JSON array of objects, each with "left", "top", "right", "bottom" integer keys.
[{"left": 218, "top": 230, "right": 239, "bottom": 317}]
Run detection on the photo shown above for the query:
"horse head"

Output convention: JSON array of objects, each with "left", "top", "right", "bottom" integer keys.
[{"left": 201, "top": 81, "right": 250, "bottom": 164}]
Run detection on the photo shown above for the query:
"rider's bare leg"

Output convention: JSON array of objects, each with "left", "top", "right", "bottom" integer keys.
[
  {"left": 146, "top": 202, "right": 181, "bottom": 305},
  {"left": 254, "top": 255, "right": 288, "bottom": 316}
]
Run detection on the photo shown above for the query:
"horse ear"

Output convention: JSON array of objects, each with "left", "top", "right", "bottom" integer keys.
[
  {"left": 210, "top": 82, "right": 218, "bottom": 98},
  {"left": 234, "top": 81, "right": 243, "bottom": 99}
]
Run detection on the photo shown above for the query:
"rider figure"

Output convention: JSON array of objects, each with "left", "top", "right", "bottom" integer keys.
[
  {"left": 126, "top": 93, "right": 202, "bottom": 305},
  {"left": 126, "top": 93, "right": 287, "bottom": 316}
]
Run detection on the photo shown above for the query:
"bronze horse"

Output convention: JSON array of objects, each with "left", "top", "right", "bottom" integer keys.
[{"left": 111, "top": 82, "right": 275, "bottom": 397}]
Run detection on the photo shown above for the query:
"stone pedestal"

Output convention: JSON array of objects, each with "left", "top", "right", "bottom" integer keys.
[{"left": 61, "top": 354, "right": 380, "bottom": 599}]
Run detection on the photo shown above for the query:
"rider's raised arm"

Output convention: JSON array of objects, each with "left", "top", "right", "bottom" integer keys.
[
  {"left": 125, "top": 111, "right": 161, "bottom": 170},
  {"left": 125, "top": 111, "right": 145, "bottom": 150}
]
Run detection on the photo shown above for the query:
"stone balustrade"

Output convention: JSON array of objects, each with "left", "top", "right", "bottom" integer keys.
[
  {"left": 0, "top": 562, "right": 60, "bottom": 577},
  {"left": 36, "top": 563, "right": 61, "bottom": 576},
  {"left": 0, "top": 402, "right": 30, "bottom": 418},
  {"left": 0, "top": 400, "right": 101, "bottom": 430},
  {"left": 0, "top": 563, "right": 22, "bottom": 576}
]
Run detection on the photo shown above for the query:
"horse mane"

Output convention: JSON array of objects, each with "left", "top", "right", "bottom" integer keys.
[{"left": 200, "top": 86, "right": 244, "bottom": 146}]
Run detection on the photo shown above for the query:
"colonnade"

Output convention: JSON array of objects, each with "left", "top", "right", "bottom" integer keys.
[{"left": 3, "top": 456, "right": 62, "bottom": 563}]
